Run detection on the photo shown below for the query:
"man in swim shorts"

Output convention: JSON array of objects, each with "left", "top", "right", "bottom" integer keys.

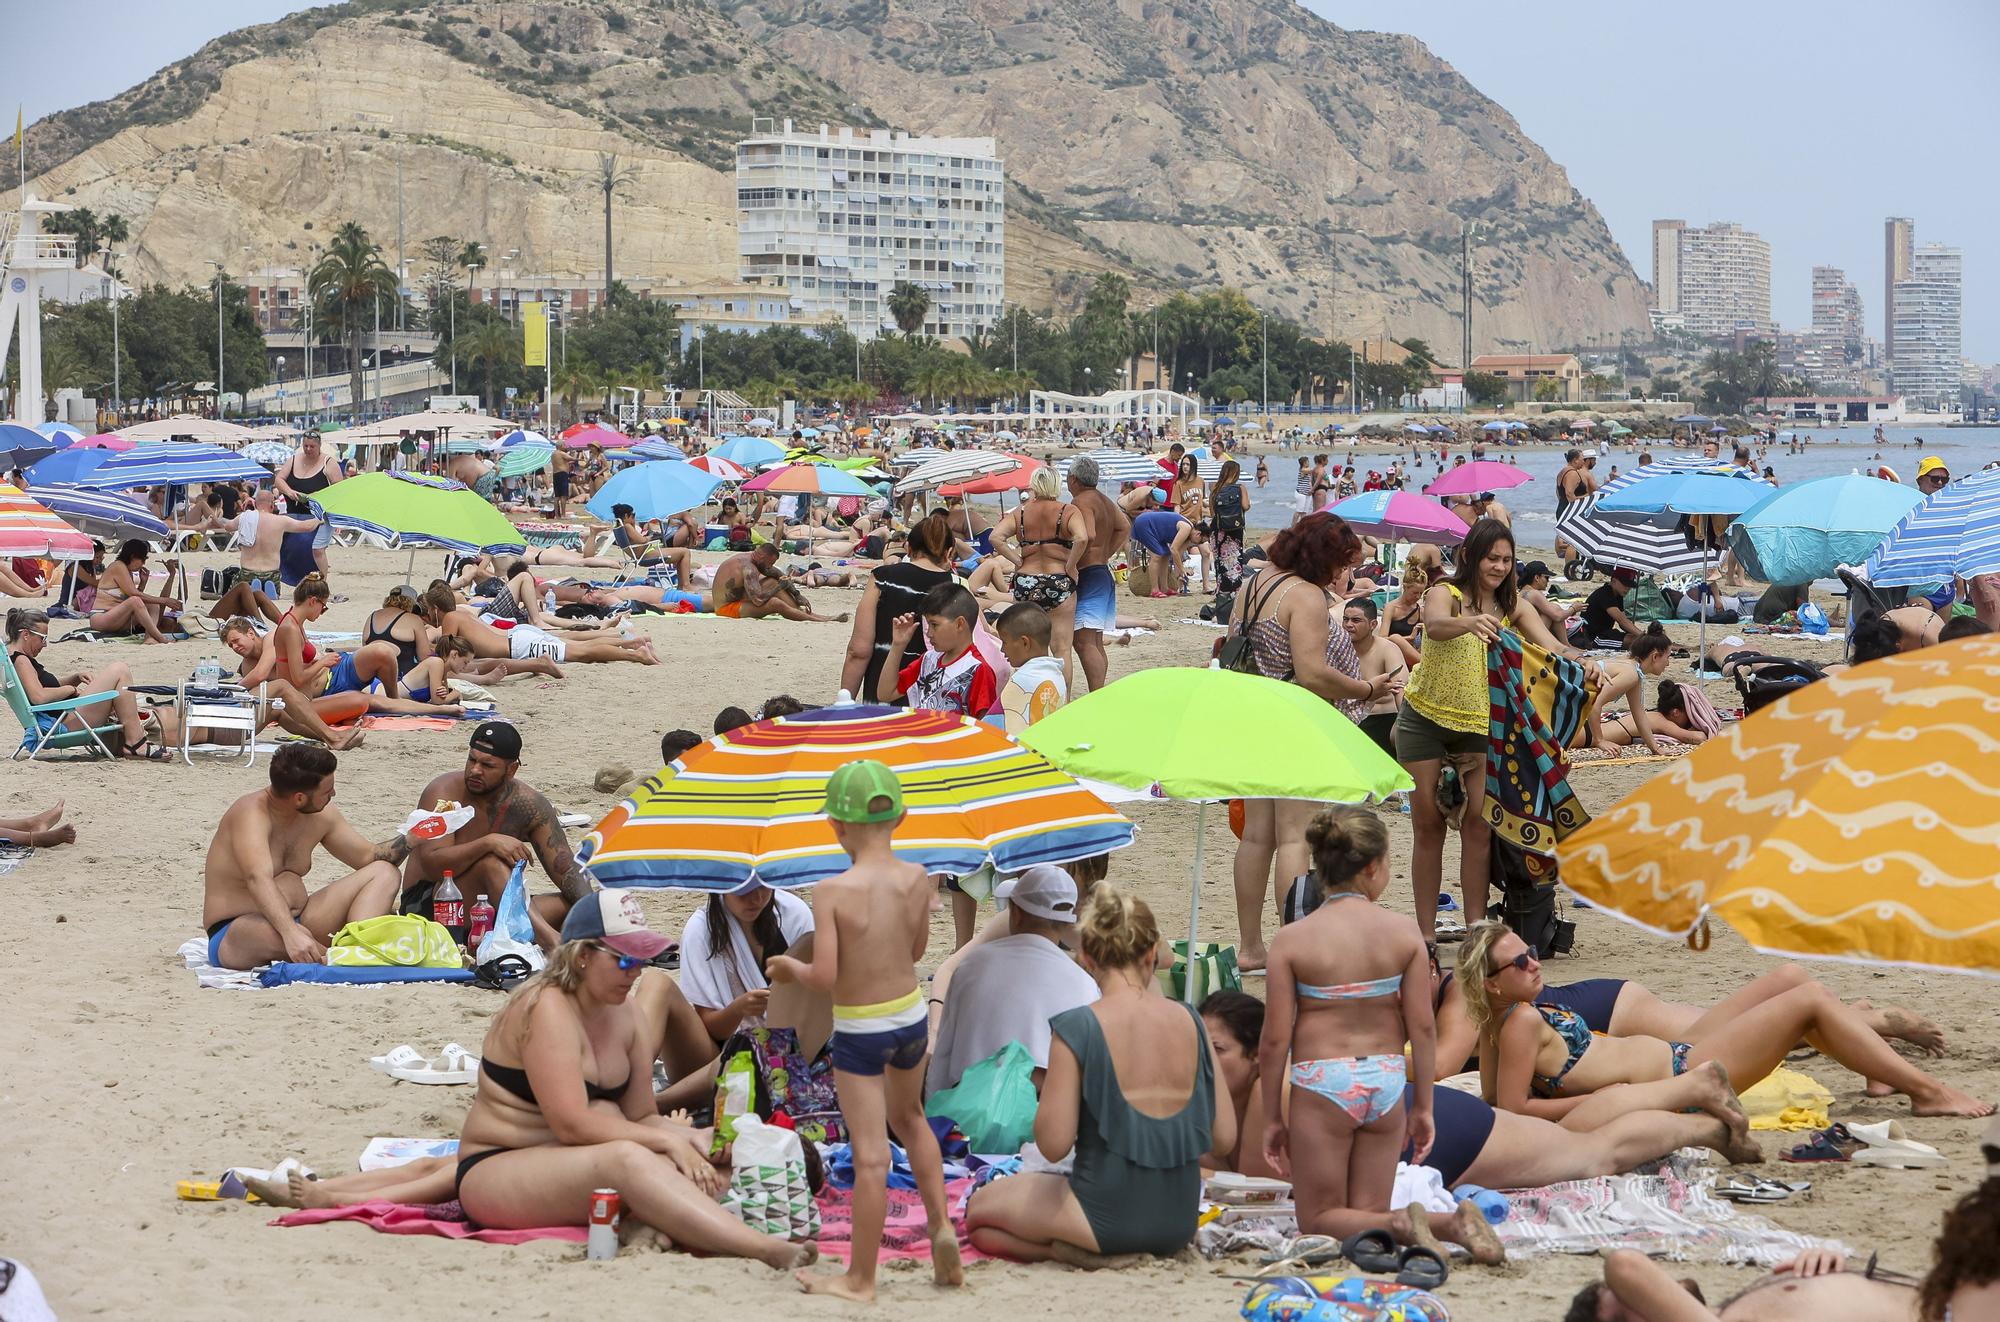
[
  {"left": 711, "top": 544, "right": 848, "bottom": 623},
  {"left": 200, "top": 744, "right": 408, "bottom": 969},
  {"left": 1067, "top": 457, "right": 1129, "bottom": 696}
]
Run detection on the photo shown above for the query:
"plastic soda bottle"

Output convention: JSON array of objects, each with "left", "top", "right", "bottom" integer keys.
[{"left": 432, "top": 869, "right": 466, "bottom": 942}]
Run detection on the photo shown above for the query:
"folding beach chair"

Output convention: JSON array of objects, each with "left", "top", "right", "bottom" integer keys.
[{"left": 2, "top": 660, "right": 125, "bottom": 761}]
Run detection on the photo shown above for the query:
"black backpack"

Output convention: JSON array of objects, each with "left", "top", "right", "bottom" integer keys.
[{"left": 1212, "top": 481, "right": 1246, "bottom": 532}]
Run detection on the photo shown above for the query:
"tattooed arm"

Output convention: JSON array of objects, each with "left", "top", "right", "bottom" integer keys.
[
  {"left": 497, "top": 784, "right": 592, "bottom": 904},
  {"left": 320, "top": 807, "right": 414, "bottom": 872}
]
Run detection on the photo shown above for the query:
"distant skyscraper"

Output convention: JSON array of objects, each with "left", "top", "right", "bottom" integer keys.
[
  {"left": 1651, "top": 220, "right": 1685, "bottom": 314},
  {"left": 1890, "top": 242, "right": 1962, "bottom": 411},
  {"left": 1810, "top": 266, "right": 1864, "bottom": 359},
  {"left": 1671, "top": 221, "right": 1772, "bottom": 339},
  {"left": 1883, "top": 217, "right": 1913, "bottom": 360}
]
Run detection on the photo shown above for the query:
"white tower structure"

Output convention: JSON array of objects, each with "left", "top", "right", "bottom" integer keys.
[{"left": 0, "top": 195, "right": 78, "bottom": 424}]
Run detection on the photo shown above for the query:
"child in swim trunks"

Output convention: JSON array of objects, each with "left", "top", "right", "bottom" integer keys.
[{"left": 764, "top": 761, "right": 965, "bottom": 1301}]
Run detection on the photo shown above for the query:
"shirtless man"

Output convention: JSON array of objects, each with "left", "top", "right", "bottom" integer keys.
[
  {"left": 711, "top": 544, "right": 848, "bottom": 622},
  {"left": 420, "top": 581, "right": 659, "bottom": 666},
  {"left": 1571, "top": 1247, "right": 1916, "bottom": 1322},
  {"left": 1067, "top": 457, "right": 1129, "bottom": 695},
  {"left": 401, "top": 723, "right": 589, "bottom": 949},
  {"left": 448, "top": 450, "right": 500, "bottom": 505},
  {"left": 200, "top": 744, "right": 408, "bottom": 969},
  {"left": 215, "top": 487, "right": 317, "bottom": 611}
]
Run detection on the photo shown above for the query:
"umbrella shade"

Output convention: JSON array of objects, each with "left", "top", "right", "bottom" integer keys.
[
  {"left": 1865, "top": 466, "right": 2000, "bottom": 586},
  {"left": 112, "top": 416, "right": 259, "bottom": 444},
  {"left": 1726, "top": 475, "right": 1923, "bottom": 585},
  {"left": 742, "top": 463, "right": 875, "bottom": 497},
  {"left": 1327, "top": 490, "right": 1471, "bottom": 545},
  {"left": 577, "top": 704, "right": 1135, "bottom": 890},
  {"left": 797, "top": 427, "right": 822, "bottom": 438},
  {"left": 1403, "top": 422, "right": 1431, "bottom": 434},
  {"left": 1479, "top": 420, "right": 1513, "bottom": 432},
  {"left": 76, "top": 443, "right": 270, "bottom": 489},
  {"left": 1214, "top": 415, "right": 1237, "bottom": 426},
  {"left": 310, "top": 471, "right": 526, "bottom": 552},
  {"left": 0, "top": 484, "right": 94, "bottom": 560},
  {"left": 35, "top": 422, "right": 84, "bottom": 442},
  {"left": 892, "top": 447, "right": 947, "bottom": 467},
  {"left": 242, "top": 440, "right": 295, "bottom": 466},
  {"left": 497, "top": 443, "right": 555, "bottom": 479},
  {"left": 24, "top": 447, "right": 111, "bottom": 486},
  {"left": 894, "top": 451, "right": 1020, "bottom": 496},
  {"left": 29, "top": 484, "right": 170, "bottom": 543},
  {"left": 1670, "top": 414, "right": 1713, "bottom": 426},
  {"left": 560, "top": 423, "right": 634, "bottom": 450},
  {"left": 630, "top": 439, "right": 688, "bottom": 462},
  {"left": 688, "top": 454, "right": 749, "bottom": 480},
  {"left": 1607, "top": 424, "right": 1633, "bottom": 437},
  {"left": 991, "top": 429, "right": 1018, "bottom": 441},
  {"left": 1557, "top": 637, "right": 2000, "bottom": 975},
  {"left": 69, "top": 433, "right": 134, "bottom": 450},
  {"left": 330, "top": 410, "right": 514, "bottom": 442},
  {"left": 1555, "top": 500, "right": 1709, "bottom": 573},
  {"left": 1593, "top": 470, "right": 1772, "bottom": 520},
  {"left": 1424, "top": 462, "right": 1535, "bottom": 498},
  {"left": 940, "top": 454, "right": 1043, "bottom": 496},
  {"left": 742, "top": 417, "right": 777, "bottom": 429},
  {"left": 0, "top": 423, "right": 64, "bottom": 468},
  {"left": 713, "top": 435, "right": 787, "bottom": 467},
  {"left": 1058, "top": 449, "right": 1166, "bottom": 485},
  {"left": 584, "top": 461, "right": 725, "bottom": 522},
  {"left": 499, "top": 429, "right": 551, "bottom": 450},
  {"left": 1597, "top": 456, "right": 1756, "bottom": 500}
]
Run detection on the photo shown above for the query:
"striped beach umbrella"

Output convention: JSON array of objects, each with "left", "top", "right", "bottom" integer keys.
[
  {"left": 576, "top": 703, "right": 1136, "bottom": 891},
  {"left": 1556, "top": 457, "right": 1756, "bottom": 574},
  {"left": 35, "top": 422, "right": 85, "bottom": 443},
  {"left": 1058, "top": 448, "right": 1168, "bottom": 486},
  {"left": 0, "top": 423, "right": 65, "bottom": 469},
  {"left": 892, "top": 447, "right": 946, "bottom": 467},
  {"left": 74, "top": 443, "right": 270, "bottom": 490},
  {"left": 0, "top": 484, "right": 94, "bottom": 560},
  {"left": 1865, "top": 466, "right": 2000, "bottom": 586},
  {"left": 497, "top": 443, "right": 555, "bottom": 479},
  {"left": 687, "top": 453, "right": 749, "bottom": 481},
  {"left": 894, "top": 450, "right": 1019, "bottom": 496},
  {"left": 629, "top": 439, "right": 688, "bottom": 463},
  {"left": 743, "top": 463, "right": 876, "bottom": 497},
  {"left": 28, "top": 484, "right": 170, "bottom": 544}
]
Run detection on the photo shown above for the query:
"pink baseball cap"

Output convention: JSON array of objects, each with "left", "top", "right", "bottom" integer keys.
[{"left": 559, "top": 890, "right": 671, "bottom": 960}]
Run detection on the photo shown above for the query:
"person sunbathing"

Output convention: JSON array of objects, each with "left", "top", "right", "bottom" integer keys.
[
  {"left": 90, "top": 538, "right": 181, "bottom": 643},
  {"left": 1458, "top": 922, "right": 1992, "bottom": 1120},
  {"left": 1593, "top": 677, "right": 1709, "bottom": 749},
  {"left": 0, "top": 560, "right": 46, "bottom": 599},
  {"left": 1570, "top": 1248, "right": 1920, "bottom": 1322},
  {"left": 421, "top": 582, "right": 658, "bottom": 667},
  {"left": 398, "top": 634, "right": 561, "bottom": 705},
  {"left": 216, "top": 619, "right": 369, "bottom": 750},
  {"left": 1582, "top": 625, "right": 1680, "bottom": 755},
  {"left": 711, "top": 544, "right": 848, "bottom": 623},
  {"left": 233, "top": 576, "right": 456, "bottom": 716},
  {"left": 8, "top": 607, "right": 184, "bottom": 758},
  {"left": 0, "top": 801, "right": 74, "bottom": 847},
  {"left": 449, "top": 893, "right": 817, "bottom": 1271}
]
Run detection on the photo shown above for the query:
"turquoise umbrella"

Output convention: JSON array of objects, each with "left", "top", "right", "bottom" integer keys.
[{"left": 1727, "top": 475, "right": 1924, "bottom": 585}]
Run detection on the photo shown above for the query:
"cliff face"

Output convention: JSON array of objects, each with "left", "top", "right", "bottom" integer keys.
[{"left": 16, "top": 0, "right": 1647, "bottom": 351}]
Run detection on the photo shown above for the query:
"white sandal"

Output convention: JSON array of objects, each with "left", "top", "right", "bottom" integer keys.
[
  {"left": 368, "top": 1043, "right": 425, "bottom": 1074},
  {"left": 388, "top": 1042, "right": 481, "bottom": 1086}
]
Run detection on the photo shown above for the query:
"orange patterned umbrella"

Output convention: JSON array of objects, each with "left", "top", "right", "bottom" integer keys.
[{"left": 1557, "top": 637, "right": 2000, "bottom": 975}]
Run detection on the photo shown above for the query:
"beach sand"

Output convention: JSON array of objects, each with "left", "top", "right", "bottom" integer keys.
[{"left": 4, "top": 543, "right": 1992, "bottom": 1320}]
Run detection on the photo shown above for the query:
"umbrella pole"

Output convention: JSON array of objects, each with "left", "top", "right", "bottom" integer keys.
[
  {"left": 406, "top": 545, "right": 416, "bottom": 585},
  {"left": 1185, "top": 800, "right": 1207, "bottom": 1004},
  {"left": 1698, "top": 540, "right": 1710, "bottom": 662}
]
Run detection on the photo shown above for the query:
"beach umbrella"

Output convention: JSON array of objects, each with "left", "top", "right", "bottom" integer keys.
[
  {"left": 688, "top": 453, "right": 749, "bottom": 481},
  {"left": 585, "top": 460, "right": 725, "bottom": 523},
  {"left": 497, "top": 443, "right": 555, "bottom": 479},
  {"left": 1671, "top": 414, "right": 1713, "bottom": 427},
  {"left": 893, "top": 450, "right": 1020, "bottom": 497},
  {"left": 1424, "top": 461, "right": 1534, "bottom": 498},
  {"left": 1242, "top": 421, "right": 1263, "bottom": 431},
  {"left": 742, "top": 417, "right": 777, "bottom": 430},
  {"left": 798, "top": 427, "right": 822, "bottom": 438},
  {"left": 1479, "top": 420, "right": 1513, "bottom": 433},
  {"left": 0, "top": 423, "right": 64, "bottom": 469},
  {"left": 1592, "top": 469, "right": 1774, "bottom": 654},
  {"left": 1214, "top": 415, "right": 1237, "bottom": 426},
  {"left": 23, "top": 447, "right": 112, "bottom": 487},
  {"left": 1018, "top": 667, "right": 1411, "bottom": 1000},
  {"left": 242, "top": 439, "right": 295, "bottom": 467},
  {"left": 27, "top": 484, "right": 170, "bottom": 544},
  {"left": 0, "top": 484, "right": 94, "bottom": 560},
  {"left": 1402, "top": 422, "right": 1431, "bottom": 435},
  {"left": 498, "top": 429, "right": 549, "bottom": 450},
  {"left": 560, "top": 423, "right": 634, "bottom": 450},
  {"left": 1557, "top": 637, "right": 2000, "bottom": 975},
  {"left": 1557, "top": 457, "right": 1758, "bottom": 575},
  {"left": 991, "top": 429, "right": 1018, "bottom": 441},
  {"left": 1726, "top": 475, "right": 1923, "bottom": 585},
  {"left": 1328, "top": 490, "right": 1471, "bottom": 545},
  {"left": 742, "top": 463, "right": 875, "bottom": 497},
  {"left": 112, "top": 416, "right": 259, "bottom": 445},
  {"left": 1607, "top": 423, "right": 1633, "bottom": 437},
  {"left": 713, "top": 435, "right": 786, "bottom": 467},
  {"left": 1865, "top": 465, "right": 2000, "bottom": 587},
  {"left": 35, "top": 422, "right": 84, "bottom": 443},
  {"left": 892, "top": 447, "right": 946, "bottom": 467},
  {"left": 576, "top": 702, "right": 1135, "bottom": 891},
  {"left": 75, "top": 442, "right": 270, "bottom": 490},
  {"left": 1058, "top": 448, "right": 1166, "bottom": 485},
  {"left": 940, "top": 454, "right": 1044, "bottom": 497},
  {"left": 310, "top": 471, "right": 526, "bottom": 578},
  {"left": 68, "top": 432, "right": 133, "bottom": 451},
  {"left": 663, "top": 416, "right": 689, "bottom": 426},
  {"left": 630, "top": 439, "right": 688, "bottom": 463}
]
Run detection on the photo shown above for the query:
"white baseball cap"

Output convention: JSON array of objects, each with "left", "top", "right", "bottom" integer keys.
[{"left": 993, "top": 865, "right": 1080, "bottom": 922}]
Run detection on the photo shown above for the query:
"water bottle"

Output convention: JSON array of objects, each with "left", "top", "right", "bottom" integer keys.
[
  {"left": 432, "top": 870, "right": 467, "bottom": 944},
  {"left": 196, "top": 655, "right": 220, "bottom": 688},
  {"left": 467, "top": 893, "right": 495, "bottom": 953}
]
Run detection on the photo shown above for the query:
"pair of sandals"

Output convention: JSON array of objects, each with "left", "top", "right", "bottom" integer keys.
[{"left": 1257, "top": 1230, "right": 1448, "bottom": 1289}]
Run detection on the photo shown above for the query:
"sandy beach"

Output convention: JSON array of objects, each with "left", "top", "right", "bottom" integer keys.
[{"left": 4, "top": 537, "right": 1993, "bottom": 1321}]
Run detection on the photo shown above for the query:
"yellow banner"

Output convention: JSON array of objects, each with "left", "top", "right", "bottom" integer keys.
[{"left": 522, "top": 301, "right": 548, "bottom": 368}]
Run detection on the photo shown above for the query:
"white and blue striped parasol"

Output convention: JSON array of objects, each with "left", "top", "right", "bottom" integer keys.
[
  {"left": 30, "top": 484, "right": 171, "bottom": 543},
  {"left": 1058, "top": 448, "right": 1167, "bottom": 486},
  {"left": 74, "top": 442, "right": 270, "bottom": 490},
  {"left": 1865, "top": 465, "right": 2000, "bottom": 586}
]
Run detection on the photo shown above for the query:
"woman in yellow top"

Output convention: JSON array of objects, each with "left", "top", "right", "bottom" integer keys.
[{"left": 1396, "top": 519, "right": 1588, "bottom": 941}]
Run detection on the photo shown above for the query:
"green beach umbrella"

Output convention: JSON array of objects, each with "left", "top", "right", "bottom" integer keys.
[
  {"left": 311, "top": 471, "right": 526, "bottom": 580},
  {"left": 498, "top": 442, "right": 555, "bottom": 478},
  {"left": 1018, "top": 666, "right": 1411, "bottom": 998}
]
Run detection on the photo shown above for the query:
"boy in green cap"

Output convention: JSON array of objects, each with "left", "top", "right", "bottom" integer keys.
[{"left": 765, "top": 760, "right": 964, "bottom": 1300}]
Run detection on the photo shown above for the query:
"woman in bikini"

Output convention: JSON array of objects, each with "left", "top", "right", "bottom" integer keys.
[
  {"left": 1260, "top": 806, "right": 1504, "bottom": 1264},
  {"left": 233, "top": 576, "right": 455, "bottom": 717},
  {"left": 450, "top": 893, "right": 817, "bottom": 1269},
  {"left": 1458, "top": 921, "right": 1992, "bottom": 1121},
  {"left": 1377, "top": 546, "right": 1438, "bottom": 669},
  {"left": 992, "top": 467, "right": 1087, "bottom": 682},
  {"left": 1581, "top": 624, "right": 1681, "bottom": 754},
  {"left": 91, "top": 539, "right": 181, "bottom": 643}
]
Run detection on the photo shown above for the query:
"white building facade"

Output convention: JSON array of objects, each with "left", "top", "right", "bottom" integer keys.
[
  {"left": 1674, "top": 221, "right": 1772, "bottom": 339},
  {"left": 1891, "top": 243, "right": 1963, "bottom": 411},
  {"left": 736, "top": 118, "right": 1005, "bottom": 342}
]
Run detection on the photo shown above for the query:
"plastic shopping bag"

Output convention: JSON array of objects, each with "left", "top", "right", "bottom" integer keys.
[{"left": 474, "top": 861, "right": 545, "bottom": 971}]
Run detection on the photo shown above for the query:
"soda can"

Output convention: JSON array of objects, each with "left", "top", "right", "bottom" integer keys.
[{"left": 587, "top": 1187, "right": 620, "bottom": 1260}]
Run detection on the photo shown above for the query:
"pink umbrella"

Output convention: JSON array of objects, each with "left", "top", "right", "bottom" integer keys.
[
  {"left": 72, "top": 432, "right": 136, "bottom": 451},
  {"left": 1424, "top": 461, "right": 1534, "bottom": 498},
  {"left": 561, "top": 423, "right": 634, "bottom": 450},
  {"left": 1326, "top": 490, "right": 1472, "bottom": 545},
  {"left": 688, "top": 454, "right": 749, "bottom": 480}
]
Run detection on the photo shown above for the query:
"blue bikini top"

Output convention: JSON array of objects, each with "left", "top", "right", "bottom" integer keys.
[{"left": 1296, "top": 893, "right": 1403, "bottom": 1001}]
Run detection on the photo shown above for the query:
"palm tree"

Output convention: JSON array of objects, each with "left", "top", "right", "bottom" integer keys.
[
  {"left": 460, "top": 241, "right": 487, "bottom": 313},
  {"left": 596, "top": 153, "right": 638, "bottom": 300},
  {"left": 887, "top": 282, "right": 931, "bottom": 337},
  {"left": 307, "top": 222, "right": 396, "bottom": 417},
  {"left": 551, "top": 358, "right": 600, "bottom": 429},
  {"left": 465, "top": 318, "right": 519, "bottom": 413}
]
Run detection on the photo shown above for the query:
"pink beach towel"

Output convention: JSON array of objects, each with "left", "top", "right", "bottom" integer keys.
[
  {"left": 272, "top": 1199, "right": 584, "bottom": 1245},
  {"left": 811, "top": 1177, "right": 988, "bottom": 1264}
]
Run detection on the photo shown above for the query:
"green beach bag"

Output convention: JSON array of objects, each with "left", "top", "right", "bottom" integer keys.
[
  {"left": 1162, "top": 940, "right": 1242, "bottom": 1001},
  {"left": 926, "top": 1040, "right": 1040, "bottom": 1155},
  {"left": 325, "top": 914, "right": 463, "bottom": 968}
]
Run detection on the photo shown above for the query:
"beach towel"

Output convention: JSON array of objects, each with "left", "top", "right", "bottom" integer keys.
[
  {"left": 260, "top": 963, "right": 474, "bottom": 988},
  {"left": 0, "top": 843, "right": 34, "bottom": 877},
  {"left": 1740, "top": 1066, "right": 1835, "bottom": 1132},
  {"left": 810, "top": 1177, "right": 988, "bottom": 1265},
  {"left": 176, "top": 934, "right": 267, "bottom": 990},
  {"left": 272, "top": 1200, "right": 584, "bottom": 1246},
  {"left": 358, "top": 715, "right": 462, "bottom": 732},
  {"left": 1482, "top": 630, "right": 1592, "bottom": 874},
  {"left": 1494, "top": 1159, "right": 1846, "bottom": 1267}
]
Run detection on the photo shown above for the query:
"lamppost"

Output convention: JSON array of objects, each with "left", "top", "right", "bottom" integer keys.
[
  {"left": 1260, "top": 313, "right": 1268, "bottom": 418},
  {"left": 373, "top": 290, "right": 383, "bottom": 419},
  {"left": 276, "top": 355, "right": 286, "bottom": 422},
  {"left": 205, "top": 260, "right": 226, "bottom": 417},
  {"left": 100, "top": 246, "right": 121, "bottom": 421}
]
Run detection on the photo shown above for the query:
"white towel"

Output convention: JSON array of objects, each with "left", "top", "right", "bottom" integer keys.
[{"left": 176, "top": 935, "right": 268, "bottom": 991}]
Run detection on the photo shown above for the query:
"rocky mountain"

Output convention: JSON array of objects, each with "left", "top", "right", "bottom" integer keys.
[{"left": 15, "top": 0, "right": 1649, "bottom": 353}]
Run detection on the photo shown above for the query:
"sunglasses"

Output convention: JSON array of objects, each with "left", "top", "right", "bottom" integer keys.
[
  {"left": 1489, "top": 945, "right": 1539, "bottom": 975},
  {"left": 592, "top": 944, "right": 645, "bottom": 972}
]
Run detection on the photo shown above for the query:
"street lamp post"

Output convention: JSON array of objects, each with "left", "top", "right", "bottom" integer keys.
[
  {"left": 1260, "top": 313, "right": 1268, "bottom": 419},
  {"left": 101, "top": 246, "right": 121, "bottom": 421},
  {"left": 277, "top": 355, "right": 286, "bottom": 422},
  {"left": 203, "top": 260, "right": 228, "bottom": 418},
  {"left": 373, "top": 293, "right": 382, "bottom": 419}
]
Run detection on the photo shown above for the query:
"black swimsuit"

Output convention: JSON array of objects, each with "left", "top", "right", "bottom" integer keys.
[
  {"left": 454, "top": 1058, "right": 629, "bottom": 1196},
  {"left": 364, "top": 610, "right": 423, "bottom": 677}
]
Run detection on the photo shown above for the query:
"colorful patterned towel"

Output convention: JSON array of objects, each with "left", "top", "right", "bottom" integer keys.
[
  {"left": 1482, "top": 630, "right": 1592, "bottom": 871},
  {"left": 272, "top": 1199, "right": 584, "bottom": 1245},
  {"left": 811, "top": 1176, "right": 989, "bottom": 1264}
]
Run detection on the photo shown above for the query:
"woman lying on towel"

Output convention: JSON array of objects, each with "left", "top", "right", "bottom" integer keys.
[
  {"left": 227, "top": 577, "right": 461, "bottom": 718},
  {"left": 447, "top": 893, "right": 817, "bottom": 1269},
  {"left": 1458, "top": 922, "right": 1993, "bottom": 1120}
]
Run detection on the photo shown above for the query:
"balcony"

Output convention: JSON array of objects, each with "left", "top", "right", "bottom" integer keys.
[{"left": 7, "top": 234, "right": 78, "bottom": 268}]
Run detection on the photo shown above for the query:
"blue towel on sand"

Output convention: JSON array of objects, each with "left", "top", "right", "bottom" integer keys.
[{"left": 259, "top": 964, "right": 475, "bottom": 988}]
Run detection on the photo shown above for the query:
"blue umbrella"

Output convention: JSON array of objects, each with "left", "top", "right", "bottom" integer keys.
[
  {"left": 629, "top": 439, "right": 688, "bottom": 462},
  {"left": 797, "top": 426, "right": 822, "bottom": 438},
  {"left": 1866, "top": 466, "right": 2000, "bottom": 586},
  {"left": 1726, "top": 475, "right": 1923, "bottom": 585},
  {"left": 499, "top": 429, "right": 550, "bottom": 449},
  {"left": 29, "top": 484, "right": 170, "bottom": 544},
  {"left": 1214, "top": 415, "right": 1237, "bottom": 426},
  {"left": 713, "top": 435, "right": 786, "bottom": 467},
  {"left": 585, "top": 460, "right": 725, "bottom": 523},
  {"left": 35, "top": 422, "right": 85, "bottom": 443},
  {"left": 1594, "top": 470, "right": 1772, "bottom": 520},
  {"left": 0, "top": 422, "right": 64, "bottom": 469},
  {"left": 1480, "top": 420, "right": 1512, "bottom": 432},
  {"left": 25, "top": 447, "right": 112, "bottom": 486},
  {"left": 75, "top": 443, "right": 270, "bottom": 490}
]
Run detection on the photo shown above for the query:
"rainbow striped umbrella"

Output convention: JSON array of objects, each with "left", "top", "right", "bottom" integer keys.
[
  {"left": 0, "top": 484, "right": 94, "bottom": 560},
  {"left": 576, "top": 702, "right": 1136, "bottom": 891}
]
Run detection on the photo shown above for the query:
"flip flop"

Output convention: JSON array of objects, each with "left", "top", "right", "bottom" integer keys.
[
  {"left": 368, "top": 1044, "right": 425, "bottom": 1075},
  {"left": 1716, "top": 1177, "right": 1808, "bottom": 1203},
  {"left": 1781, "top": 1133, "right": 1849, "bottom": 1163},
  {"left": 1395, "top": 1246, "right": 1450, "bottom": 1289},
  {"left": 1340, "top": 1228, "right": 1402, "bottom": 1274},
  {"left": 388, "top": 1042, "right": 480, "bottom": 1086}
]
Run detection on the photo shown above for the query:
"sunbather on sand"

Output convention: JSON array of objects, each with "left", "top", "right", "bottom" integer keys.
[
  {"left": 420, "top": 582, "right": 657, "bottom": 666},
  {"left": 0, "top": 801, "right": 74, "bottom": 847},
  {"left": 1570, "top": 1247, "right": 1923, "bottom": 1321},
  {"left": 711, "top": 545, "right": 848, "bottom": 623},
  {"left": 216, "top": 619, "right": 368, "bottom": 750},
  {"left": 398, "top": 635, "right": 561, "bottom": 704},
  {"left": 229, "top": 578, "right": 459, "bottom": 716}
]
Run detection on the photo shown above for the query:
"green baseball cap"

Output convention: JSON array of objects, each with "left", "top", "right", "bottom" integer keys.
[{"left": 824, "top": 760, "right": 904, "bottom": 824}]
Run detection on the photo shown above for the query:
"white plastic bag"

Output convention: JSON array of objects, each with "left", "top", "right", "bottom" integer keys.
[
  {"left": 720, "top": 1115, "right": 818, "bottom": 1241},
  {"left": 475, "top": 861, "right": 545, "bottom": 970}
]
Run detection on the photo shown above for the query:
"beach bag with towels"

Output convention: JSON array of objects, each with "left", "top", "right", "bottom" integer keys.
[
  {"left": 720, "top": 1114, "right": 820, "bottom": 1243},
  {"left": 926, "top": 1040, "right": 1040, "bottom": 1155},
  {"left": 325, "top": 914, "right": 462, "bottom": 968},
  {"left": 1160, "top": 940, "right": 1243, "bottom": 1001}
]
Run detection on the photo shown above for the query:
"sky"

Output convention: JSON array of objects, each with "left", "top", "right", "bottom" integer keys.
[{"left": 14, "top": 0, "right": 2000, "bottom": 359}]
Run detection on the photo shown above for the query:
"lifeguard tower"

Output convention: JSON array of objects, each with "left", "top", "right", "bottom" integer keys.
[{"left": 0, "top": 195, "right": 77, "bottom": 424}]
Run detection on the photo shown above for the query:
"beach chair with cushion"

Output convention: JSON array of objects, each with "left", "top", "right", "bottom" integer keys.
[{"left": 2, "top": 659, "right": 126, "bottom": 761}]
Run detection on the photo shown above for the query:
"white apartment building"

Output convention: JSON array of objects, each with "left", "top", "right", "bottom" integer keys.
[
  {"left": 1810, "top": 265, "right": 1864, "bottom": 360},
  {"left": 1890, "top": 242, "right": 1963, "bottom": 411},
  {"left": 1650, "top": 220, "right": 1684, "bottom": 314},
  {"left": 736, "top": 118, "right": 1005, "bottom": 342},
  {"left": 1672, "top": 221, "right": 1772, "bottom": 338}
]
